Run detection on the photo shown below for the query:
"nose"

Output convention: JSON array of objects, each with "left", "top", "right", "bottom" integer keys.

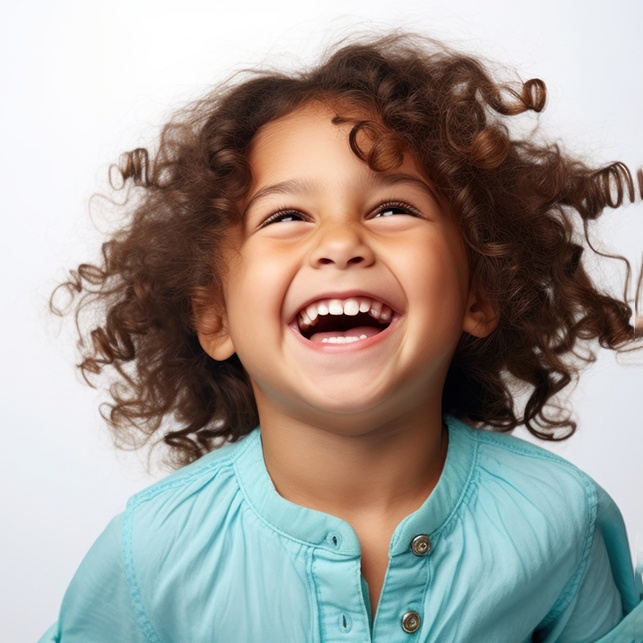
[{"left": 308, "top": 222, "right": 375, "bottom": 269}]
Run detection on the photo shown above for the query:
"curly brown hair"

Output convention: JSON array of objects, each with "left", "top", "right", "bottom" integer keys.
[{"left": 53, "top": 32, "right": 643, "bottom": 467}]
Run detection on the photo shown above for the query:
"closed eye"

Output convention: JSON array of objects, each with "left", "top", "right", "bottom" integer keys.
[
  {"left": 260, "top": 209, "right": 308, "bottom": 227},
  {"left": 372, "top": 201, "right": 422, "bottom": 218}
]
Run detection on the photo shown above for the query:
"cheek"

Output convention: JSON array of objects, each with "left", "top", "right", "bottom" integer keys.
[
  {"left": 400, "top": 238, "right": 471, "bottom": 342},
  {"left": 223, "top": 247, "right": 293, "bottom": 341},
  {"left": 402, "top": 235, "right": 468, "bottom": 294}
]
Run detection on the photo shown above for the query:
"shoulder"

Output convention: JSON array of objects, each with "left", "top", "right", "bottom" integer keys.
[
  {"left": 457, "top": 420, "right": 600, "bottom": 524},
  {"left": 117, "top": 431, "right": 261, "bottom": 634},
  {"left": 125, "top": 429, "right": 258, "bottom": 533},
  {"left": 448, "top": 418, "right": 602, "bottom": 577},
  {"left": 52, "top": 432, "right": 261, "bottom": 642},
  {"left": 446, "top": 419, "right": 626, "bottom": 626}
]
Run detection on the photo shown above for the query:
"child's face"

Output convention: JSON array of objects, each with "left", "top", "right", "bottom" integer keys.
[{"left": 199, "top": 103, "right": 494, "bottom": 431}]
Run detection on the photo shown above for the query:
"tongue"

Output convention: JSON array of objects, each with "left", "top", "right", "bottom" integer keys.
[{"left": 308, "top": 326, "right": 382, "bottom": 343}]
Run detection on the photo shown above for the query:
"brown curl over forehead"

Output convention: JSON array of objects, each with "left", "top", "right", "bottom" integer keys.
[{"left": 52, "top": 32, "right": 643, "bottom": 467}]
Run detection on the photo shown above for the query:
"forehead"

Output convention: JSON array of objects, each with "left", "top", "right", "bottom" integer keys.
[
  {"left": 248, "top": 103, "right": 352, "bottom": 176},
  {"left": 246, "top": 102, "right": 426, "bottom": 187}
]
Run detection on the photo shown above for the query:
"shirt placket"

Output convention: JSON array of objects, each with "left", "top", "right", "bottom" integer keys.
[
  {"left": 372, "top": 533, "right": 432, "bottom": 641},
  {"left": 311, "top": 530, "right": 373, "bottom": 643}
]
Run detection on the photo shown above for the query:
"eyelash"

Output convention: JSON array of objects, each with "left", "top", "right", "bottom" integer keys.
[
  {"left": 259, "top": 200, "right": 423, "bottom": 228},
  {"left": 260, "top": 209, "right": 307, "bottom": 227},
  {"left": 372, "top": 200, "right": 423, "bottom": 218}
]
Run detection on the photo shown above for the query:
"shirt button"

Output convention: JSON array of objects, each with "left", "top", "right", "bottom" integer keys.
[
  {"left": 410, "top": 534, "right": 431, "bottom": 556},
  {"left": 401, "top": 610, "right": 421, "bottom": 633}
]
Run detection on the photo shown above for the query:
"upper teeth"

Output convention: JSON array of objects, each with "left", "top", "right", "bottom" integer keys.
[{"left": 297, "top": 297, "right": 393, "bottom": 330}]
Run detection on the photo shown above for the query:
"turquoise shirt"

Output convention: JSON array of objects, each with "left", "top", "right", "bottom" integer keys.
[{"left": 41, "top": 416, "right": 642, "bottom": 642}]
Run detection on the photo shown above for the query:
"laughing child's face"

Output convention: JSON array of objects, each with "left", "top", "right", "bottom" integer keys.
[{"left": 198, "top": 103, "right": 496, "bottom": 435}]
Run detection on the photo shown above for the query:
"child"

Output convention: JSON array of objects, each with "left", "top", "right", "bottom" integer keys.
[{"left": 42, "top": 32, "right": 643, "bottom": 641}]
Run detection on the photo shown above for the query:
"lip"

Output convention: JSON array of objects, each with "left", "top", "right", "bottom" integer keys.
[
  {"left": 286, "top": 289, "right": 403, "bottom": 325},
  {"left": 287, "top": 313, "right": 401, "bottom": 352}
]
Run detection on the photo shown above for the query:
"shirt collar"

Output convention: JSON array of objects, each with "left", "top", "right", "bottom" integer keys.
[{"left": 233, "top": 415, "right": 477, "bottom": 557}]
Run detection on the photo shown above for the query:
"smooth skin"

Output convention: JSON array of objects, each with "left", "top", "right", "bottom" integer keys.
[{"left": 198, "top": 102, "right": 497, "bottom": 617}]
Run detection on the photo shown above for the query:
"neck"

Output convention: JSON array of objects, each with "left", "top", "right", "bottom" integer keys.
[{"left": 258, "top": 404, "right": 448, "bottom": 523}]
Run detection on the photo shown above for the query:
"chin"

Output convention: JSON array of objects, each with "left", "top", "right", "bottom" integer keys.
[{"left": 298, "top": 394, "right": 405, "bottom": 433}]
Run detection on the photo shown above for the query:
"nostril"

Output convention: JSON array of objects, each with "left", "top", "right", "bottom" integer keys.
[
  {"left": 316, "top": 255, "right": 365, "bottom": 267},
  {"left": 310, "top": 231, "right": 375, "bottom": 268}
]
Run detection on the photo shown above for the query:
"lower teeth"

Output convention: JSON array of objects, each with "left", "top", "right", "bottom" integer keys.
[{"left": 321, "top": 335, "right": 368, "bottom": 344}]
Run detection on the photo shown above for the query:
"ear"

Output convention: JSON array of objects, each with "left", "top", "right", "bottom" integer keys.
[
  {"left": 462, "top": 288, "right": 498, "bottom": 338},
  {"left": 195, "top": 308, "right": 236, "bottom": 361}
]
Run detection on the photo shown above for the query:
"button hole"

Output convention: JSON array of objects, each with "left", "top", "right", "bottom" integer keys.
[
  {"left": 326, "top": 531, "right": 341, "bottom": 548},
  {"left": 338, "top": 612, "right": 352, "bottom": 632}
]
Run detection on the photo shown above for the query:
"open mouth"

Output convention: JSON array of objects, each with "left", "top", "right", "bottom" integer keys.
[{"left": 296, "top": 297, "right": 394, "bottom": 344}]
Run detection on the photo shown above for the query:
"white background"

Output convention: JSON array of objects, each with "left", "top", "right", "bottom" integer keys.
[{"left": 1, "top": 1, "right": 642, "bottom": 640}]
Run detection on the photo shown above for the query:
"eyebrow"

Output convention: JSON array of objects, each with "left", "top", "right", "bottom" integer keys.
[
  {"left": 373, "top": 173, "right": 441, "bottom": 204},
  {"left": 243, "top": 173, "right": 441, "bottom": 217},
  {"left": 243, "top": 179, "right": 315, "bottom": 217}
]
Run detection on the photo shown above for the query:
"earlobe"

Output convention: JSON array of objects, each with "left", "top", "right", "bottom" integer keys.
[
  {"left": 462, "top": 290, "right": 499, "bottom": 338},
  {"left": 196, "top": 312, "right": 236, "bottom": 361}
]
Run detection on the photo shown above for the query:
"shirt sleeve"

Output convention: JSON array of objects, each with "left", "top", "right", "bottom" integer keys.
[
  {"left": 538, "top": 484, "right": 641, "bottom": 642},
  {"left": 43, "top": 514, "right": 149, "bottom": 643}
]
